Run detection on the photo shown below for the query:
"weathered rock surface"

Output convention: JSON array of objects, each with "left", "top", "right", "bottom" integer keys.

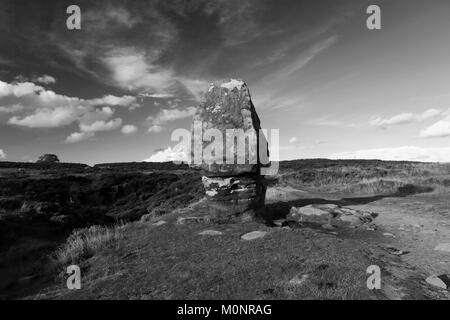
[
  {"left": 191, "top": 79, "right": 267, "bottom": 175},
  {"left": 190, "top": 79, "right": 268, "bottom": 220},
  {"left": 288, "top": 204, "right": 378, "bottom": 226},
  {"left": 288, "top": 205, "right": 337, "bottom": 224},
  {"left": 426, "top": 275, "right": 450, "bottom": 290}
]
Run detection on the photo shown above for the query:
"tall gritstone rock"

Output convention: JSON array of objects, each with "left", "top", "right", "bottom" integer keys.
[{"left": 189, "top": 79, "right": 269, "bottom": 222}]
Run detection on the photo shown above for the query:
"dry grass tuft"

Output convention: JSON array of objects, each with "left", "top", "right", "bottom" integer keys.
[{"left": 54, "top": 224, "right": 124, "bottom": 266}]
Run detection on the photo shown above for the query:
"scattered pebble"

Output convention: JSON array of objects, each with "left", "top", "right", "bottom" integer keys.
[
  {"left": 198, "top": 230, "right": 223, "bottom": 236},
  {"left": 152, "top": 220, "right": 167, "bottom": 226},
  {"left": 241, "top": 231, "right": 267, "bottom": 241},
  {"left": 383, "top": 232, "right": 396, "bottom": 238}
]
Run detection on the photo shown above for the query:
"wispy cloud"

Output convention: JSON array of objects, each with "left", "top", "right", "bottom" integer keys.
[
  {"left": 307, "top": 115, "right": 357, "bottom": 129},
  {"left": 420, "top": 111, "right": 450, "bottom": 138},
  {"left": 274, "top": 36, "right": 338, "bottom": 79},
  {"left": 370, "top": 108, "right": 442, "bottom": 127},
  {"left": 147, "top": 107, "right": 196, "bottom": 133}
]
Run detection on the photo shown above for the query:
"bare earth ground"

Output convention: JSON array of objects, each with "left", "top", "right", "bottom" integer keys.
[{"left": 29, "top": 186, "right": 450, "bottom": 300}]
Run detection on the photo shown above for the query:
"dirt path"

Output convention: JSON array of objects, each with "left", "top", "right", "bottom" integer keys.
[
  {"left": 355, "top": 193, "right": 450, "bottom": 283},
  {"left": 266, "top": 187, "right": 450, "bottom": 299}
]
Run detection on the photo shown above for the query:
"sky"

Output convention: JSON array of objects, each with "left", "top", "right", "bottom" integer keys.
[{"left": 1, "top": 0, "right": 450, "bottom": 164}]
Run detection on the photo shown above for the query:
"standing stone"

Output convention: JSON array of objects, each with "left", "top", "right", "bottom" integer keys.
[{"left": 190, "top": 79, "right": 268, "bottom": 220}]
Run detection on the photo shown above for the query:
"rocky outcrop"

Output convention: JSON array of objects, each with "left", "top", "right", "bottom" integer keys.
[
  {"left": 190, "top": 79, "right": 268, "bottom": 220},
  {"left": 37, "top": 154, "right": 60, "bottom": 163}
]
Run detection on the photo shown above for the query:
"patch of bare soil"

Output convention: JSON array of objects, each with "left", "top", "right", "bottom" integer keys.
[{"left": 354, "top": 193, "right": 450, "bottom": 299}]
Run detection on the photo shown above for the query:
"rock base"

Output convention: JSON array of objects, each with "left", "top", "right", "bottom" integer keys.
[{"left": 201, "top": 174, "right": 267, "bottom": 220}]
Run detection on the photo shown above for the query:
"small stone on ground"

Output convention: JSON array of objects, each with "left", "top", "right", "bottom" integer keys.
[
  {"left": 241, "top": 231, "right": 267, "bottom": 241},
  {"left": 198, "top": 230, "right": 223, "bottom": 236},
  {"left": 383, "top": 232, "right": 396, "bottom": 237},
  {"left": 152, "top": 220, "right": 166, "bottom": 226},
  {"left": 425, "top": 275, "right": 449, "bottom": 290}
]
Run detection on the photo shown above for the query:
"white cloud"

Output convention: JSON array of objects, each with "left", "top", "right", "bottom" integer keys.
[
  {"left": 330, "top": 146, "right": 450, "bottom": 163},
  {"left": 121, "top": 124, "right": 138, "bottom": 135},
  {"left": 88, "top": 95, "right": 138, "bottom": 108},
  {"left": 420, "top": 114, "right": 450, "bottom": 138},
  {"left": 103, "top": 48, "right": 174, "bottom": 93},
  {"left": 79, "top": 118, "right": 123, "bottom": 133},
  {"left": 147, "top": 107, "right": 196, "bottom": 133},
  {"left": 66, "top": 118, "right": 123, "bottom": 143},
  {"left": 9, "top": 107, "right": 79, "bottom": 128},
  {"left": 0, "top": 79, "right": 138, "bottom": 131},
  {"left": 370, "top": 108, "right": 442, "bottom": 127},
  {"left": 103, "top": 48, "right": 208, "bottom": 99},
  {"left": 34, "top": 75, "right": 56, "bottom": 85},
  {"left": 65, "top": 132, "right": 95, "bottom": 144},
  {"left": 289, "top": 136, "right": 297, "bottom": 143},
  {"left": 144, "top": 146, "right": 187, "bottom": 162},
  {"left": 0, "top": 149, "right": 5, "bottom": 159},
  {"left": 0, "top": 81, "right": 41, "bottom": 98},
  {"left": 139, "top": 93, "right": 174, "bottom": 99}
]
